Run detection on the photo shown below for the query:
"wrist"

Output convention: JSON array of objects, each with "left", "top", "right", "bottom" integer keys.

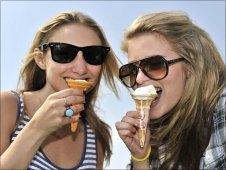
[
  {"left": 131, "top": 146, "right": 151, "bottom": 162},
  {"left": 28, "top": 119, "right": 49, "bottom": 138}
]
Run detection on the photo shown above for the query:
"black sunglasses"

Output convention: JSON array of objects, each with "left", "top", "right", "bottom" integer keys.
[
  {"left": 119, "top": 55, "right": 185, "bottom": 88},
  {"left": 39, "top": 42, "right": 110, "bottom": 65}
]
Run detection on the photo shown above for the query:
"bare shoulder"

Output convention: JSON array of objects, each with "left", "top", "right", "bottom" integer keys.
[
  {"left": 1, "top": 91, "right": 19, "bottom": 154},
  {"left": 1, "top": 91, "right": 18, "bottom": 122}
]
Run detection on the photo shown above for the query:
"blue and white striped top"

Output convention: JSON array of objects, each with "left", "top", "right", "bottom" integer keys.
[{"left": 10, "top": 91, "right": 97, "bottom": 170}]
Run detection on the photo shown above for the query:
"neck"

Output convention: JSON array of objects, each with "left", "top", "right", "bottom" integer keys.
[
  {"left": 38, "top": 84, "right": 56, "bottom": 100},
  {"left": 23, "top": 84, "right": 57, "bottom": 117},
  {"left": 50, "top": 120, "right": 84, "bottom": 141}
]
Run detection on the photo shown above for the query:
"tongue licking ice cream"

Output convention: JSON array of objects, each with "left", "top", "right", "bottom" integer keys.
[
  {"left": 131, "top": 85, "right": 157, "bottom": 148},
  {"left": 66, "top": 78, "right": 92, "bottom": 132}
]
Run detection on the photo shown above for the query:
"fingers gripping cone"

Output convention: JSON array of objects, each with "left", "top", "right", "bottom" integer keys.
[
  {"left": 66, "top": 78, "right": 92, "bottom": 132},
  {"left": 131, "top": 85, "right": 157, "bottom": 148}
]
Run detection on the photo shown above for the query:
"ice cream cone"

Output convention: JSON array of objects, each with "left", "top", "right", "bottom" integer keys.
[
  {"left": 66, "top": 79, "right": 92, "bottom": 91},
  {"left": 131, "top": 85, "right": 157, "bottom": 148},
  {"left": 66, "top": 78, "right": 92, "bottom": 132}
]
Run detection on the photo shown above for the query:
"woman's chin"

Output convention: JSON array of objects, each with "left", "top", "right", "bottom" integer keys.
[
  {"left": 149, "top": 113, "right": 162, "bottom": 120},
  {"left": 149, "top": 107, "right": 165, "bottom": 120}
]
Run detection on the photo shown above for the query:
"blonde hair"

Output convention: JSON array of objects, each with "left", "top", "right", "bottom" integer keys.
[
  {"left": 122, "top": 11, "right": 226, "bottom": 169},
  {"left": 18, "top": 11, "right": 119, "bottom": 164}
]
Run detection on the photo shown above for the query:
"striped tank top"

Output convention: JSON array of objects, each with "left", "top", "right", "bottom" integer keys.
[{"left": 10, "top": 91, "right": 97, "bottom": 170}]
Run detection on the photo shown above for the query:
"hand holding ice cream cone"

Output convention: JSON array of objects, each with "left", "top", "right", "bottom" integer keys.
[{"left": 131, "top": 85, "right": 157, "bottom": 148}]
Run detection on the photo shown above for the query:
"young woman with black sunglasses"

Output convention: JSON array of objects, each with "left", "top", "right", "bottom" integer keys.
[
  {"left": 116, "top": 11, "right": 226, "bottom": 169},
  {"left": 1, "top": 11, "right": 119, "bottom": 169}
]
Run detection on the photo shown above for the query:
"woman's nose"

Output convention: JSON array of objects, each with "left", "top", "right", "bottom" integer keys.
[
  {"left": 135, "top": 68, "right": 151, "bottom": 85},
  {"left": 70, "top": 51, "right": 87, "bottom": 74}
]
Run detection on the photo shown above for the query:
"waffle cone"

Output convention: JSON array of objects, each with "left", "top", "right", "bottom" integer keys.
[
  {"left": 134, "top": 99, "right": 154, "bottom": 110},
  {"left": 132, "top": 98, "right": 155, "bottom": 148}
]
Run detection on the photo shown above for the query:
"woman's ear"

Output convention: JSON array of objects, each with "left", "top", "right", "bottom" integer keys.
[{"left": 34, "top": 48, "right": 46, "bottom": 70}]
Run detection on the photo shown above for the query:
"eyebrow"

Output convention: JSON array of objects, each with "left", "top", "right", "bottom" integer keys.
[{"left": 128, "top": 55, "right": 165, "bottom": 64}]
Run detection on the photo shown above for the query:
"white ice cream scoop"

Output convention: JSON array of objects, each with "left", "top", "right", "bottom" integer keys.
[{"left": 132, "top": 85, "right": 157, "bottom": 100}]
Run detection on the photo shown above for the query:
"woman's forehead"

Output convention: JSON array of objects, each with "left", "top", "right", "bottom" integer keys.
[
  {"left": 127, "top": 33, "right": 177, "bottom": 62},
  {"left": 49, "top": 24, "right": 102, "bottom": 45}
]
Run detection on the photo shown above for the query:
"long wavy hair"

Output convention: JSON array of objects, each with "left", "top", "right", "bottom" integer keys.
[
  {"left": 122, "top": 11, "right": 226, "bottom": 169},
  {"left": 18, "top": 11, "right": 119, "bottom": 164}
]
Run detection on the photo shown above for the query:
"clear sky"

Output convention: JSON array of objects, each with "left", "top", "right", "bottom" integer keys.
[{"left": 1, "top": 1, "right": 225, "bottom": 169}]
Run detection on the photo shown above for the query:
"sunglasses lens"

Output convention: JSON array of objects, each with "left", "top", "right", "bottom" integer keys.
[
  {"left": 141, "top": 56, "right": 167, "bottom": 80},
  {"left": 83, "top": 46, "right": 109, "bottom": 65},
  {"left": 119, "top": 64, "right": 138, "bottom": 87},
  {"left": 51, "top": 43, "right": 77, "bottom": 63},
  {"left": 48, "top": 43, "right": 109, "bottom": 65}
]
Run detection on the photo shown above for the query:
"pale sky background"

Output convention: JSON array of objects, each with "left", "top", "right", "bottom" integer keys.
[{"left": 1, "top": 1, "right": 225, "bottom": 169}]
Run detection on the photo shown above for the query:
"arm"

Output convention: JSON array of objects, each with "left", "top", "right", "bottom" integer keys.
[
  {"left": 132, "top": 150, "right": 151, "bottom": 170},
  {"left": 115, "top": 111, "right": 152, "bottom": 170},
  {"left": 133, "top": 160, "right": 150, "bottom": 170},
  {"left": 0, "top": 91, "right": 47, "bottom": 169},
  {"left": 1, "top": 88, "right": 82, "bottom": 169}
]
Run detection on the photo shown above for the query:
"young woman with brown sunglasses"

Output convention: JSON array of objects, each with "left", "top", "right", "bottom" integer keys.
[{"left": 116, "top": 11, "right": 226, "bottom": 170}]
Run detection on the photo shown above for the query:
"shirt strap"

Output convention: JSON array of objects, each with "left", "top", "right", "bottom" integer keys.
[{"left": 10, "top": 90, "right": 24, "bottom": 120}]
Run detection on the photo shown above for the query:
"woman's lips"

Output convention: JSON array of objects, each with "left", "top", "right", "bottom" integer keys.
[{"left": 150, "top": 89, "right": 162, "bottom": 108}]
